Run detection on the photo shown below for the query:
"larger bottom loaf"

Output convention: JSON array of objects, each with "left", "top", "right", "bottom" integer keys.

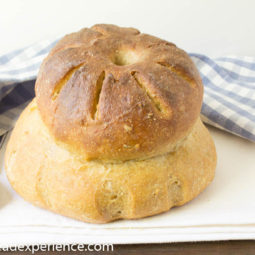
[{"left": 5, "top": 99, "right": 217, "bottom": 223}]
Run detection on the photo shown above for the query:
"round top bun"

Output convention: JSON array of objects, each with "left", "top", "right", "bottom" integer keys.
[{"left": 35, "top": 24, "right": 203, "bottom": 162}]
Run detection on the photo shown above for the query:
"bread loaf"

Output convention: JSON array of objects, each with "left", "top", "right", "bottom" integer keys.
[
  {"left": 35, "top": 24, "right": 203, "bottom": 162},
  {"left": 5, "top": 24, "right": 216, "bottom": 223}
]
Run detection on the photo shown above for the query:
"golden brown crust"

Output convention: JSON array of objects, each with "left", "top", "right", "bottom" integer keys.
[
  {"left": 35, "top": 24, "right": 203, "bottom": 161},
  {"left": 5, "top": 100, "right": 216, "bottom": 223}
]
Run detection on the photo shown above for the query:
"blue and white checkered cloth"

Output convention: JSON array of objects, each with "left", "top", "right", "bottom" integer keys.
[{"left": 1, "top": 38, "right": 255, "bottom": 144}]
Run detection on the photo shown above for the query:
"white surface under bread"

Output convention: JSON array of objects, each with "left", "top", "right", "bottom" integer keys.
[{"left": 0, "top": 125, "right": 255, "bottom": 245}]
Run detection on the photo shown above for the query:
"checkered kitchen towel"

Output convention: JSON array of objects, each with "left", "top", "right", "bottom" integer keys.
[{"left": 0, "top": 38, "right": 255, "bottom": 145}]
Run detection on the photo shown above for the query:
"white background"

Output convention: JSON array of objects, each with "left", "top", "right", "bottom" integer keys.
[{"left": 0, "top": 0, "right": 254, "bottom": 57}]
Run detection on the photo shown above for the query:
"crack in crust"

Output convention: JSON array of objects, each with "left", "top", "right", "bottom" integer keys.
[
  {"left": 90, "top": 26, "right": 107, "bottom": 36},
  {"left": 157, "top": 61, "right": 196, "bottom": 88},
  {"left": 51, "top": 63, "right": 85, "bottom": 100},
  {"left": 91, "top": 71, "right": 106, "bottom": 120},
  {"left": 91, "top": 24, "right": 140, "bottom": 36},
  {"left": 49, "top": 44, "right": 86, "bottom": 57},
  {"left": 147, "top": 41, "right": 176, "bottom": 48},
  {"left": 131, "top": 71, "right": 172, "bottom": 118}
]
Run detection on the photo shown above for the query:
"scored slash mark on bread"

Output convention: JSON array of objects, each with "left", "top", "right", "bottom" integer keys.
[
  {"left": 157, "top": 62, "right": 196, "bottom": 89},
  {"left": 91, "top": 71, "right": 106, "bottom": 120},
  {"left": 51, "top": 63, "right": 85, "bottom": 100},
  {"left": 131, "top": 71, "right": 171, "bottom": 118}
]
